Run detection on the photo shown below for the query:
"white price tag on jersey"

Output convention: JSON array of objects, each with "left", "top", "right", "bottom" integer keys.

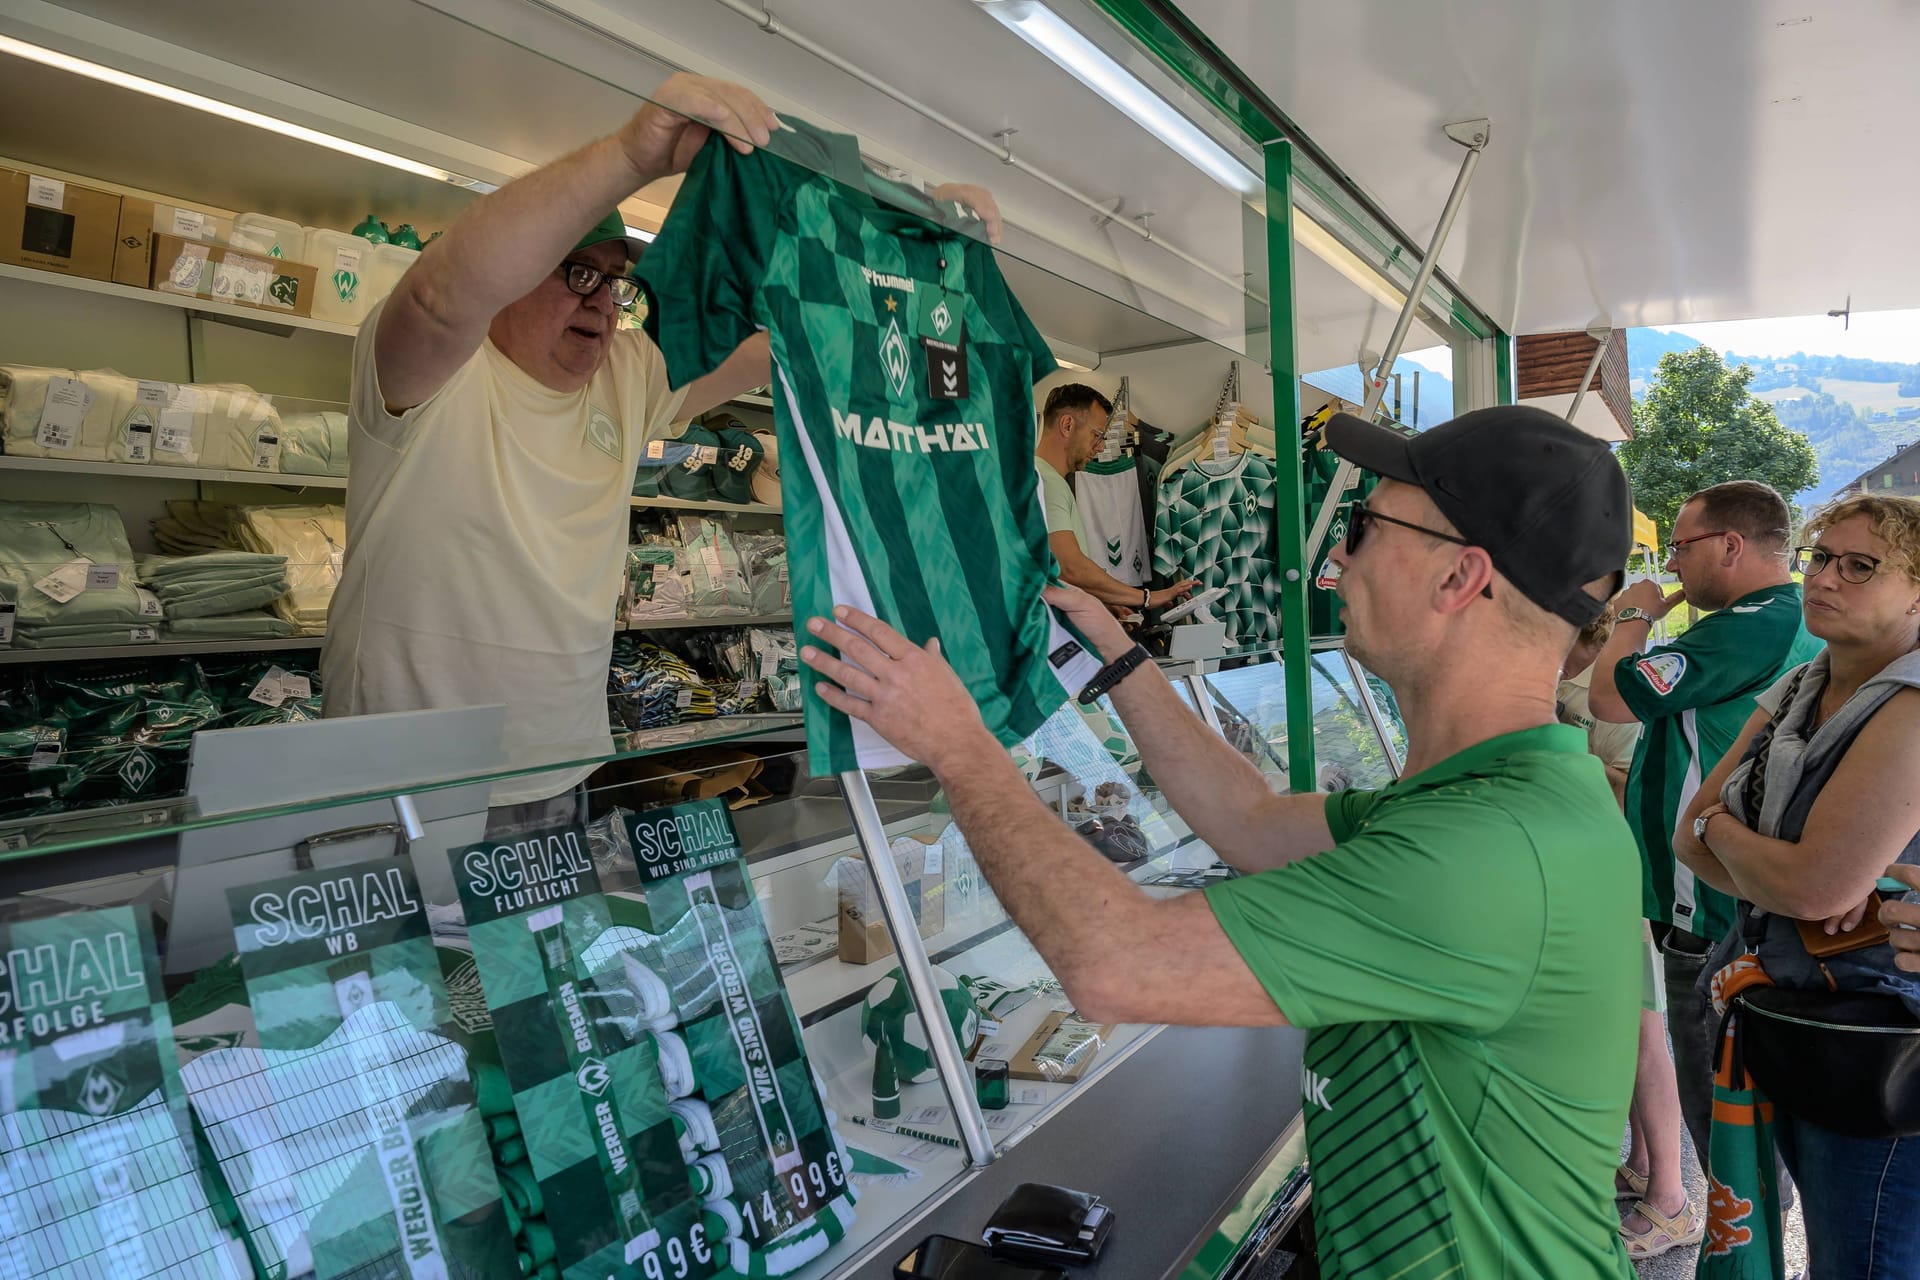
[
  {"left": 128, "top": 626, "right": 157, "bottom": 643},
  {"left": 0, "top": 602, "right": 14, "bottom": 646},
  {"left": 169, "top": 208, "right": 209, "bottom": 239},
  {"left": 674, "top": 688, "right": 694, "bottom": 710},
  {"left": 248, "top": 665, "right": 292, "bottom": 707},
  {"left": 34, "top": 558, "right": 91, "bottom": 604},
  {"left": 35, "top": 376, "right": 91, "bottom": 451},
  {"left": 135, "top": 588, "right": 164, "bottom": 618},
  {"left": 1211, "top": 425, "right": 1231, "bottom": 461},
  {"left": 28, "top": 737, "right": 60, "bottom": 770},
  {"left": 27, "top": 175, "right": 65, "bottom": 209},
  {"left": 281, "top": 674, "right": 312, "bottom": 700},
  {"left": 85, "top": 563, "right": 119, "bottom": 591}
]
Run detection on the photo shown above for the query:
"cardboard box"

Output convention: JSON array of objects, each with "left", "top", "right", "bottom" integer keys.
[
  {"left": 838, "top": 833, "right": 947, "bottom": 964},
  {"left": 150, "top": 232, "right": 317, "bottom": 317},
  {"left": 0, "top": 168, "right": 121, "bottom": 282},
  {"left": 113, "top": 197, "right": 155, "bottom": 289},
  {"left": 1009, "top": 1009, "right": 1115, "bottom": 1083}
]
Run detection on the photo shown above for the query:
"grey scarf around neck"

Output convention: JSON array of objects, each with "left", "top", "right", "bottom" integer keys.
[{"left": 1716, "top": 648, "right": 1920, "bottom": 1010}]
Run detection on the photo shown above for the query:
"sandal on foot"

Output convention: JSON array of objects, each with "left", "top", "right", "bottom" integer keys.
[
  {"left": 1621, "top": 1198, "right": 1704, "bottom": 1261},
  {"left": 1614, "top": 1164, "right": 1648, "bottom": 1202}
]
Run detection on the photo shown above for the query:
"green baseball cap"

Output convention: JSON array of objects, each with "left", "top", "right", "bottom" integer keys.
[
  {"left": 573, "top": 210, "right": 645, "bottom": 260},
  {"left": 710, "top": 420, "right": 764, "bottom": 505},
  {"left": 661, "top": 423, "right": 721, "bottom": 500}
]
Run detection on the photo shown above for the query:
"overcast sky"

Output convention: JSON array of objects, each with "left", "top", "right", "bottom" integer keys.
[{"left": 1659, "top": 308, "right": 1920, "bottom": 363}]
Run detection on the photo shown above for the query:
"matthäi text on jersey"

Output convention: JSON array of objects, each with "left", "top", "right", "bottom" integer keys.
[{"left": 831, "top": 407, "right": 991, "bottom": 454}]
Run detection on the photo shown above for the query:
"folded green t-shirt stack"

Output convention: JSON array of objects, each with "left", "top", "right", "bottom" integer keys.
[{"left": 137, "top": 552, "right": 292, "bottom": 635}]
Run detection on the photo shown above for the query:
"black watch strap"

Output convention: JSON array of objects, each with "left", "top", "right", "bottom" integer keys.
[{"left": 1077, "top": 643, "right": 1152, "bottom": 705}]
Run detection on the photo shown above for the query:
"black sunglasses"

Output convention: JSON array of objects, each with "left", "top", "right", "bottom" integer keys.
[
  {"left": 1346, "top": 505, "right": 1494, "bottom": 599},
  {"left": 558, "top": 260, "right": 640, "bottom": 310}
]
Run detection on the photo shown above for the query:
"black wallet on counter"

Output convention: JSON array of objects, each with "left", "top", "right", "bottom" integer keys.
[{"left": 982, "top": 1183, "right": 1114, "bottom": 1265}]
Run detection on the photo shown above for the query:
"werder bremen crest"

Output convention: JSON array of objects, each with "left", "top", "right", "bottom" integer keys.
[{"left": 879, "top": 317, "right": 910, "bottom": 398}]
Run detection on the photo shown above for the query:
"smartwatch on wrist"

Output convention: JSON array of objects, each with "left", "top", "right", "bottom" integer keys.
[{"left": 1077, "top": 643, "right": 1151, "bottom": 705}]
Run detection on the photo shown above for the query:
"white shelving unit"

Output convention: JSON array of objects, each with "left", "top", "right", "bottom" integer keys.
[
  {"left": 624, "top": 613, "right": 792, "bottom": 631},
  {"left": 0, "top": 454, "right": 347, "bottom": 491},
  {"left": 0, "top": 635, "right": 323, "bottom": 666},
  {"left": 630, "top": 494, "right": 779, "bottom": 515},
  {"left": 0, "top": 264, "right": 358, "bottom": 339}
]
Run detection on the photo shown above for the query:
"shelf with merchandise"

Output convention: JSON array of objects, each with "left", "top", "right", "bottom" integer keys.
[
  {"left": 624, "top": 612, "right": 793, "bottom": 631},
  {"left": 0, "top": 453, "right": 347, "bottom": 491},
  {"left": 630, "top": 494, "right": 781, "bottom": 516},
  {"left": 0, "top": 262, "right": 359, "bottom": 339},
  {"left": 0, "top": 633, "right": 324, "bottom": 665}
]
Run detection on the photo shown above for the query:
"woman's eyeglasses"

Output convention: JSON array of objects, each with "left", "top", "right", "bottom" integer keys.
[{"left": 1794, "top": 545, "right": 1885, "bottom": 584}]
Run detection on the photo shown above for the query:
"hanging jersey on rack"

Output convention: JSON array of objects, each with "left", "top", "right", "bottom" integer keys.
[
  {"left": 636, "top": 119, "right": 1102, "bottom": 774},
  {"left": 1153, "top": 452, "right": 1279, "bottom": 646},
  {"left": 1074, "top": 456, "right": 1149, "bottom": 586},
  {"left": 1301, "top": 405, "right": 1405, "bottom": 637}
]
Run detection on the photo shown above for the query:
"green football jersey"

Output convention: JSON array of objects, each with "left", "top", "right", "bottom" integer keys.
[
  {"left": 1208, "top": 725, "right": 1640, "bottom": 1280},
  {"left": 637, "top": 121, "right": 1101, "bottom": 774},
  {"left": 1152, "top": 452, "right": 1279, "bottom": 646},
  {"left": 1615, "top": 584, "right": 1822, "bottom": 938}
]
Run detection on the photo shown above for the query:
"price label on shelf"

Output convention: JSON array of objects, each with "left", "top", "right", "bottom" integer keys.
[
  {"left": 128, "top": 626, "right": 157, "bottom": 643},
  {"left": 35, "top": 376, "right": 92, "bottom": 452},
  {"left": 85, "top": 563, "right": 120, "bottom": 592},
  {"left": 169, "top": 208, "right": 209, "bottom": 239},
  {"left": 675, "top": 688, "right": 694, "bottom": 710},
  {"left": 26, "top": 175, "right": 64, "bottom": 210},
  {"left": 135, "top": 380, "right": 174, "bottom": 408}
]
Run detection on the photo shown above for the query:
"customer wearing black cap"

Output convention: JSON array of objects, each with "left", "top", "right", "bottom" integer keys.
[{"left": 798, "top": 405, "right": 1642, "bottom": 1279}]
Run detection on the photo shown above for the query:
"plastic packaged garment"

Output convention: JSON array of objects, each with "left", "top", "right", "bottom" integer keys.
[
  {"left": 228, "top": 504, "right": 345, "bottom": 634},
  {"left": 0, "top": 501, "right": 147, "bottom": 645},
  {"left": 152, "top": 499, "right": 237, "bottom": 556},
  {"left": 608, "top": 636, "right": 715, "bottom": 729},
  {"left": 0, "top": 364, "right": 135, "bottom": 461},
  {"left": 676, "top": 515, "right": 750, "bottom": 616},
  {"left": 32, "top": 658, "right": 221, "bottom": 807},
  {"left": 627, "top": 543, "right": 691, "bottom": 621},
  {"left": 137, "top": 552, "right": 290, "bottom": 620},
  {"left": 749, "top": 629, "right": 802, "bottom": 712},
  {"left": 191, "top": 383, "right": 285, "bottom": 473},
  {"left": 279, "top": 409, "right": 349, "bottom": 475},
  {"left": 734, "top": 531, "right": 791, "bottom": 615}
]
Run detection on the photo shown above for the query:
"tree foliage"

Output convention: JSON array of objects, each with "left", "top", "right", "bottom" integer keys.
[{"left": 1618, "top": 347, "right": 1819, "bottom": 540}]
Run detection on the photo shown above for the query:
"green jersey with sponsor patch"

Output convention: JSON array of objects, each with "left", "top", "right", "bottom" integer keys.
[
  {"left": 1615, "top": 584, "right": 1821, "bottom": 939},
  {"left": 636, "top": 120, "right": 1101, "bottom": 775},
  {"left": 1207, "top": 725, "right": 1640, "bottom": 1280}
]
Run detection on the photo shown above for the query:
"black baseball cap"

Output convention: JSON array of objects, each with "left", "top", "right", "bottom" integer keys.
[{"left": 1326, "top": 404, "right": 1631, "bottom": 626}]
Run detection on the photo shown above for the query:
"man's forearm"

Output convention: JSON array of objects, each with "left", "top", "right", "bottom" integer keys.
[
  {"left": 1057, "top": 548, "right": 1146, "bottom": 608},
  {"left": 409, "top": 135, "right": 653, "bottom": 329},
  {"left": 1589, "top": 623, "right": 1649, "bottom": 723}
]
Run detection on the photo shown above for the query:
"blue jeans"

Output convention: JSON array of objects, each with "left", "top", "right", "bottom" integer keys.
[{"left": 1775, "top": 1111, "right": 1920, "bottom": 1278}]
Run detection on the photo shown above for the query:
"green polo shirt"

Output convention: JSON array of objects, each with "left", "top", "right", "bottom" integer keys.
[
  {"left": 1208, "top": 724, "right": 1639, "bottom": 1280},
  {"left": 1615, "top": 584, "right": 1822, "bottom": 939}
]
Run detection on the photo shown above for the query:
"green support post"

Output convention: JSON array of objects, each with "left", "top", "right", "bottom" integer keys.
[
  {"left": 1264, "top": 140, "right": 1315, "bottom": 792},
  {"left": 1494, "top": 329, "right": 1517, "bottom": 406}
]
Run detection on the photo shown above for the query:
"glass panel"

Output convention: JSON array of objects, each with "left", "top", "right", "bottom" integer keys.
[{"left": 1202, "top": 651, "right": 1400, "bottom": 793}]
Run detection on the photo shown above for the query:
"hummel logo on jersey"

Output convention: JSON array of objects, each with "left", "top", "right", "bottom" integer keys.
[
  {"left": 860, "top": 265, "right": 916, "bottom": 293},
  {"left": 832, "top": 407, "right": 991, "bottom": 453},
  {"left": 1106, "top": 537, "right": 1123, "bottom": 567},
  {"left": 1303, "top": 1067, "right": 1334, "bottom": 1113},
  {"left": 880, "top": 318, "right": 911, "bottom": 398}
]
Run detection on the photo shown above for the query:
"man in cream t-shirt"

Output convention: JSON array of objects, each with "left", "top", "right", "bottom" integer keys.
[{"left": 322, "top": 76, "right": 784, "bottom": 827}]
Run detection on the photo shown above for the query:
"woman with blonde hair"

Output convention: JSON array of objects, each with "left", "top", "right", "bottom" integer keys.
[{"left": 1676, "top": 491, "right": 1920, "bottom": 1277}]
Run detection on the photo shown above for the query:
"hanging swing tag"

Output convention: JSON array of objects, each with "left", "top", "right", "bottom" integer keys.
[{"left": 919, "top": 289, "right": 967, "bottom": 400}]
